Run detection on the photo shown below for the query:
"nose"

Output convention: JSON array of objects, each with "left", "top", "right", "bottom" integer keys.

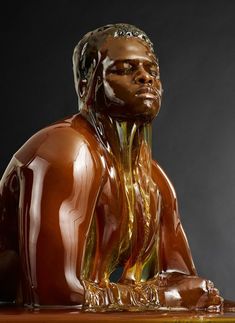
[{"left": 135, "top": 66, "right": 153, "bottom": 85}]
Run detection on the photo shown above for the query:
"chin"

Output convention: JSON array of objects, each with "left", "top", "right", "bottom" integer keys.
[
  {"left": 136, "top": 111, "right": 159, "bottom": 123},
  {"left": 105, "top": 100, "right": 160, "bottom": 123},
  {"left": 111, "top": 109, "right": 159, "bottom": 123},
  {"left": 132, "top": 102, "right": 161, "bottom": 123}
]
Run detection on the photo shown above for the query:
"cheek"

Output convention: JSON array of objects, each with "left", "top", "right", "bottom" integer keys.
[
  {"left": 156, "top": 80, "right": 163, "bottom": 94},
  {"left": 106, "top": 77, "right": 135, "bottom": 102},
  {"left": 103, "top": 78, "right": 127, "bottom": 105}
]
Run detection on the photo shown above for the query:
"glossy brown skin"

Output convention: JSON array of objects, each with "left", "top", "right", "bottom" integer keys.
[{"left": 0, "top": 32, "right": 222, "bottom": 311}]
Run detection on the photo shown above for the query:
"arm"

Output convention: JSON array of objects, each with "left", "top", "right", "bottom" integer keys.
[
  {"left": 18, "top": 140, "right": 103, "bottom": 306},
  {"left": 152, "top": 160, "right": 197, "bottom": 275},
  {"left": 152, "top": 161, "right": 223, "bottom": 310}
]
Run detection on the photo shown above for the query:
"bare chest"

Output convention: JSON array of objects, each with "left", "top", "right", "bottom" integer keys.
[{"left": 94, "top": 160, "right": 161, "bottom": 263}]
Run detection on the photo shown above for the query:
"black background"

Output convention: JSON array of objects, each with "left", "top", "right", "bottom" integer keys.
[{"left": 1, "top": 0, "right": 235, "bottom": 300}]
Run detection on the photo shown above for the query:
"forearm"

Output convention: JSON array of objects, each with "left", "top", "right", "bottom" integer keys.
[{"left": 82, "top": 273, "right": 222, "bottom": 312}]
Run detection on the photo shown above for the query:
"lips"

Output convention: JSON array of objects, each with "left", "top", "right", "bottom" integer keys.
[{"left": 135, "top": 87, "right": 159, "bottom": 99}]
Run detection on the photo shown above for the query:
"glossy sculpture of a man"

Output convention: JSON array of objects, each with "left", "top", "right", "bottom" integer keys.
[{"left": 0, "top": 24, "right": 222, "bottom": 311}]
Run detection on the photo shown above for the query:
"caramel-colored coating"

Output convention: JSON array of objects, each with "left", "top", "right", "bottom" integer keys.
[{"left": 0, "top": 24, "right": 223, "bottom": 312}]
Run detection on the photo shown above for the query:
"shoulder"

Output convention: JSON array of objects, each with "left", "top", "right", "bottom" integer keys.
[{"left": 14, "top": 114, "right": 103, "bottom": 171}]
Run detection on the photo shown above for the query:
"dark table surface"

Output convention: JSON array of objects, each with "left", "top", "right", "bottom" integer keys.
[{"left": 1, "top": 305, "right": 235, "bottom": 323}]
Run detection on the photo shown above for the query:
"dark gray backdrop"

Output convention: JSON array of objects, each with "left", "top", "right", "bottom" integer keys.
[{"left": 1, "top": 0, "right": 235, "bottom": 300}]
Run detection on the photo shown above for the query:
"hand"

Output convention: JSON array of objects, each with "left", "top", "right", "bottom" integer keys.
[{"left": 156, "top": 272, "right": 223, "bottom": 311}]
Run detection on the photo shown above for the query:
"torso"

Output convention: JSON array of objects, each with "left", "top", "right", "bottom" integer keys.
[{"left": 2, "top": 114, "right": 162, "bottom": 303}]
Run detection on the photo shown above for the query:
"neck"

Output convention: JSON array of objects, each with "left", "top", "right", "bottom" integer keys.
[{"left": 82, "top": 109, "right": 152, "bottom": 173}]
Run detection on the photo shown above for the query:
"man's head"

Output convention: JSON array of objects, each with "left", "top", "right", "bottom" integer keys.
[{"left": 73, "top": 24, "right": 162, "bottom": 122}]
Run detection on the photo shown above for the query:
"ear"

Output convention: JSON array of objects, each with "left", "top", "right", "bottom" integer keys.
[{"left": 78, "top": 78, "right": 88, "bottom": 98}]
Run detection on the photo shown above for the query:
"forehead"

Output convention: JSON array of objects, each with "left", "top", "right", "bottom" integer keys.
[{"left": 100, "top": 36, "right": 157, "bottom": 64}]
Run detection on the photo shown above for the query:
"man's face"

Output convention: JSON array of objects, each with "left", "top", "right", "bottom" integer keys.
[{"left": 94, "top": 36, "right": 162, "bottom": 122}]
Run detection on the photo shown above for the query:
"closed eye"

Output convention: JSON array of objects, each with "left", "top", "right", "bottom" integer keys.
[
  {"left": 107, "top": 60, "right": 160, "bottom": 78},
  {"left": 145, "top": 63, "right": 160, "bottom": 78},
  {"left": 149, "top": 69, "right": 160, "bottom": 78},
  {"left": 108, "top": 62, "right": 135, "bottom": 75}
]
